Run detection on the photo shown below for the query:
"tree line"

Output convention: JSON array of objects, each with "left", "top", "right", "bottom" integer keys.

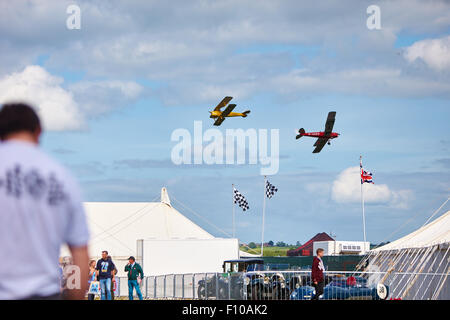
[{"left": 244, "top": 240, "right": 302, "bottom": 249}]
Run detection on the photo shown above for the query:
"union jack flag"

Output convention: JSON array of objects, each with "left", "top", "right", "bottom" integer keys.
[{"left": 360, "top": 159, "right": 374, "bottom": 184}]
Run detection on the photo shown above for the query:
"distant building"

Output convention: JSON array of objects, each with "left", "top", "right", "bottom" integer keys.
[
  {"left": 313, "top": 240, "right": 370, "bottom": 256},
  {"left": 287, "top": 232, "right": 334, "bottom": 256},
  {"left": 287, "top": 232, "right": 370, "bottom": 256}
]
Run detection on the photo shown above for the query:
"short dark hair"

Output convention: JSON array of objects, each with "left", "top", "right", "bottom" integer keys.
[
  {"left": 0, "top": 103, "right": 41, "bottom": 140},
  {"left": 316, "top": 248, "right": 324, "bottom": 255},
  {"left": 102, "top": 250, "right": 108, "bottom": 255}
]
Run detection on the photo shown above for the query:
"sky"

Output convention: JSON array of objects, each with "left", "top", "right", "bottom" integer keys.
[{"left": 0, "top": 0, "right": 449, "bottom": 245}]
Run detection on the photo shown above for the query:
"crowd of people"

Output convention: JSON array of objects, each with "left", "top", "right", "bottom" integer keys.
[{"left": 60, "top": 250, "right": 145, "bottom": 300}]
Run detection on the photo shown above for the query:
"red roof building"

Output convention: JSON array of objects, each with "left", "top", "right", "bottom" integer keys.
[{"left": 287, "top": 232, "right": 335, "bottom": 257}]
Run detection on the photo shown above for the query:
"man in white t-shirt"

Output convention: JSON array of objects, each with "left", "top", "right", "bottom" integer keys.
[{"left": 0, "top": 103, "right": 90, "bottom": 299}]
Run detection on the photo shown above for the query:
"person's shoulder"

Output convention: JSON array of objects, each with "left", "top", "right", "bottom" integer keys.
[
  {"left": 38, "top": 150, "right": 83, "bottom": 197},
  {"left": 40, "top": 152, "right": 76, "bottom": 183},
  {"left": 7, "top": 143, "right": 75, "bottom": 180},
  {"left": 0, "top": 142, "right": 75, "bottom": 181},
  {"left": 0, "top": 141, "right": 48, "bottom": 166}
]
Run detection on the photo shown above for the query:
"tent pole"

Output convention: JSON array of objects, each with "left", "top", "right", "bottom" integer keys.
[{"left": 261, "top": 176, "right": 267, "bottom": 257}]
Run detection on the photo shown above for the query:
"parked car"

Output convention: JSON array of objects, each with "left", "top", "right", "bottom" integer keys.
[
  {"left": 246, "top": 271, "right": 290, "bottom": 300},
  {"left": 197, "top": 258, "right": 264, "bottom": 299},
  {"left": 290, "top": 275, "right": 389, "bottom": 300},
  {"left": 246, "top": 272, "right": 334, "bottom": 300}
]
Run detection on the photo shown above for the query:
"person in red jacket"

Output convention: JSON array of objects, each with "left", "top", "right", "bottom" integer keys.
[{"left": 311, "top": 248, "right": 325, "bottom": 300}]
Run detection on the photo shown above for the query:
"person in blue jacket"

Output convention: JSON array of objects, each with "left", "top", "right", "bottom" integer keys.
[{"left": 96, "top": 251, "right": 116, "bottom": 300}]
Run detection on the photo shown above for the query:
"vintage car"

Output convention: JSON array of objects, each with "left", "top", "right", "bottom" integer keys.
[
  {"left": 246, "top": 271, "right": 291, "bottom": 300},
  {"left": 245, "top": 271, "right": 336, "bottom": 300},
  {"left": 197, "top": 258, "right": 264, "bottom": 299},
  {"left": 289, "top": 275, "right": 389, "bottom": 300}
]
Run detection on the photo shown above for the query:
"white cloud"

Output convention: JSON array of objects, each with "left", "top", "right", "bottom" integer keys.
[
  {"left": 404, "top": 36, "right": 450, "bottom": 71},
  {"left": 270, "top": 67, "right": 450, "bottom": 98},
  {"left": 0, "top": 65, "right": 84, "bottom": 131},
  {"left": 331, "top": 167, "right": 412, "bottom": 209},
  {"left": 69, "top": 80, "right": 143, "bottom": 116},
  {"left": 1, "top": 1, "right": 450, "bottom": 106},
  {"left": 0, "top": 65, "right": 143, "bottom": 130}
]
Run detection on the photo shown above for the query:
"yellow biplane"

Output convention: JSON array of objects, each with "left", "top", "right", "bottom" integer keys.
[{"left": 209, "top": 96, "right": 250, "bottom": 126}]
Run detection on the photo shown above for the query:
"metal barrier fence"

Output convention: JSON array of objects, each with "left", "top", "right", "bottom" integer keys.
[{"left": 114, "top": 270, "right": 448, "bottom": 300}]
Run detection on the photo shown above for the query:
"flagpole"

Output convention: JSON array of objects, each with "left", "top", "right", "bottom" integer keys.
[
  {"left": 232, "top": 184, "right": 236, "bottom": 238},
  {"left": 360, "top": 155, "right": 367, "bottom": 243},
  {"left": 261, "top": 176, "right": 267, "bottom": 257}
]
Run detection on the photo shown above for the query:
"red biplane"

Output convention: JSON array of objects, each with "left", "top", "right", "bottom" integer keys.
[{"left": 296, "top": 111, "right": 340, "bottom": 153}]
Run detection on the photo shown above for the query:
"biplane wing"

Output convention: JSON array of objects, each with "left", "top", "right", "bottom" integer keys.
[
  {"left": 214, "top": 96, "right": 233, "bottom": 111},
  {"left": 324, "top": 111, "right": 336, "bottom": 135},
  {"left": 312, "top": 138, "right": 328, "bottom": 153},
  {"left": 213, "top": 104, "right": 236, "bottom": 126}
]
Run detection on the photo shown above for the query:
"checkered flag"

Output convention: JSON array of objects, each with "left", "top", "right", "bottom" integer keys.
[
  {"left": 233, "top": 187, "right": 249, "bottom": 212},
  {"left": 266, "top": 180, "right": 278, "bottom": 199}
]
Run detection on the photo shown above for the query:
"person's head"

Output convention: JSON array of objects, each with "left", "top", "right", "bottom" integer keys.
[
  {"left": 0, "top": 103, "right": 42, "bottom": 144},
  {"left": 89, "top": 260, "right": 96, "bottom": 268},
  {"left": 128, "top": 256, "right": 135, "bottom": 264},
  {"left": 101, "top": 250, "right": 108, "bottom": 260},
  {"left": 316, "top": 248, "right": 324, "bottom": 258}
]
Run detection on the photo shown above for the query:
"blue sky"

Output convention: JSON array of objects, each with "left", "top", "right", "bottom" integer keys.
[{"left": 1, "top": 0, "right": 449, "bottom": 245}]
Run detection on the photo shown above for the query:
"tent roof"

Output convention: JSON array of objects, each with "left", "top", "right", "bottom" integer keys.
[
  {"left": 85, "top": 187, "right": 214, "bottom": 257},
  {"left": 372, "top": 211, "right": 450, "bottom": 252}
]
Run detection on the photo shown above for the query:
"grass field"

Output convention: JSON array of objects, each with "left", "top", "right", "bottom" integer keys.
[{"left": 239, "top": 245, "right": 297, "bottom": 257}]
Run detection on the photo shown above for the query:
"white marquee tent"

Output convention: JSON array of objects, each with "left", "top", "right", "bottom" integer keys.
[
  {"left": 85, "top": 187, "right": 215, "bottom": 259},
  {"left": 62, "top": 187, "right": 244, "bottom": 276},
  {"left": 364, "top": 210, "right": 449, "bottom": 300}
]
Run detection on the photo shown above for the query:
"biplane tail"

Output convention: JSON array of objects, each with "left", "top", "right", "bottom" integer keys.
[
  {"left": 242, "top": 110, "right": 250, "bottom": 117},
  {"left": 296, "top": 128, "right": 305, "bottom": 140}
]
